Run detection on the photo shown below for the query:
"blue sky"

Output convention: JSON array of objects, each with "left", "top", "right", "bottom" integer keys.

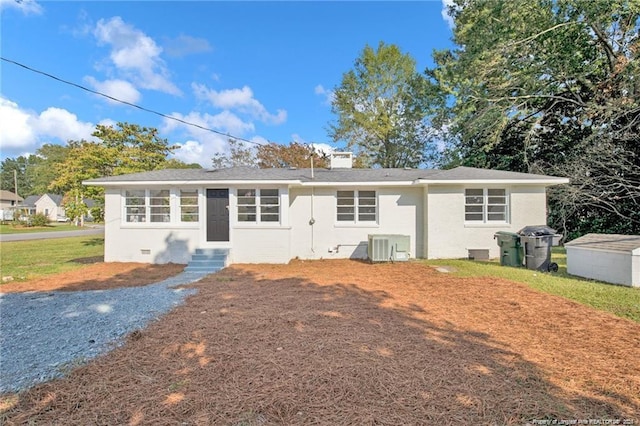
[{"left": 1, "top": 0, "right": 455, "bottom": 167}]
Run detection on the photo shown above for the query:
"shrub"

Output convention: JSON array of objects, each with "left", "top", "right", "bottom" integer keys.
[
  {"left": 30, "top": 213, "right": 50, "bottom": 227},
  {"left": 90, "top": 206, "right": 104, "bottom": 223}
]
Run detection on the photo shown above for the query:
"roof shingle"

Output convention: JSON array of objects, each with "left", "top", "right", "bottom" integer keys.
[{"left": 84, "top": 166, "right": 567, "bottom": 185}]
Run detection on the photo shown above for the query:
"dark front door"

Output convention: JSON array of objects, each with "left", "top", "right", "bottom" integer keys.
[{"left": 206, "top": 189, "right": 229, "bottom": 242}]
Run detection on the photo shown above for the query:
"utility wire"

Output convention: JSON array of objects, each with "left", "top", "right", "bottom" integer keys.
[{"left": 1, "top": 56, "right": 265, "bottom": 146}]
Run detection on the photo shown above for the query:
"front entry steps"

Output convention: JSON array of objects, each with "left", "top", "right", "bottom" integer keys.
[{"left": 184, "top": 248, "right": 229, "bottom": 274}]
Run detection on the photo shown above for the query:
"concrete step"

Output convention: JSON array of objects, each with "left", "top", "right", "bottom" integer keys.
[
  {"left": 191, "top": 253, "right": 227, "bottom": 261},
  {"left": 185, "top": 248, "right": 229, "bottom": 274},
  {"left": 188, "top": 259, "right": 225, "bottom": 267},
  {"left": 184, "top": 265, "right": 224, "bottom": 273},
  {"left": 195, "top": 248, "right": 229, "bottom": 256}
]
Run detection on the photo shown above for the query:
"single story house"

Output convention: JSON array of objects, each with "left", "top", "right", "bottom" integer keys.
[
  {"left": 84, "top": 153, "right": 569, "bottom": 265},
  {"left": 35, "top": 193, "right": 68, "bottom": 222},
  {"left": 22, "top": 195, "right": 40, "bottom": 216},
  {"left": 565, "top": 234, "right": 640, "bottom": 287}
]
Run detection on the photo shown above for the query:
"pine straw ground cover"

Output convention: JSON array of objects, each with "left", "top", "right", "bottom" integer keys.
[
  {"left": 0, "top": 263, "right": 184, "bottom": 293},
  {"left": 1, "top": 260, "right": 639, "bottom": 425}
]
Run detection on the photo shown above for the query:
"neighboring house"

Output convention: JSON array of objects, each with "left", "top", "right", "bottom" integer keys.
[
  {"left": 0, "top": 190, "right": 23, "bottom": 220},
  {"left": 84, "top": 153, "right": 569, "bottom": 265},
  {"left": 22, "top": 195, "right": 40, "bottom": 215},
  {"left": 35, "top": 193, "right": 67, "bottom": 222},
  {"left": 0, "top": 190, "right": 23, "bottom": 209}
]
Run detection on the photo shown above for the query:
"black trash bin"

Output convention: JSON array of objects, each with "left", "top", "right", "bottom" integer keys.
[{"left": 518, "top": 226, "right": 561, "bottom": 272}]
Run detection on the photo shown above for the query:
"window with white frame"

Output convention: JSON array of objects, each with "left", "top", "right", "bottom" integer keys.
[
  {"left": 465, "top": 188, "right": 508, "bottom": 222},
  {"left": 149, "top": 189, "right": 170, "bottom": 222},
  {"left": 260, "top": 189, "right": 280, "bottom": 222},
  {"left": 180, "top": 189, "right": 199, "bottom": 222},
  {"left": 125, "top": 190, "right": 146, "bottom": 222},
  {"left": 124, "top": 189, "right": 171, "bottom": 223},
  {"left": 337, "top": 190, "right": 377, "bottom": 223},
  {"left": 237, "top": 189, "right": 279, "bottom": 223}
]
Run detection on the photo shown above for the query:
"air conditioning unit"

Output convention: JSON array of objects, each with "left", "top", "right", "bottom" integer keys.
[{"left": 368, "top": 234, "right": 410, "bottom": 262}]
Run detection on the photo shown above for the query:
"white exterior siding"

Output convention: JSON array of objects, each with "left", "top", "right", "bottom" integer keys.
[
  {"left": 566, "top": 247, "right": 639, "bottom": 287},
  {"left": 226, "top": 186, "right": 291, "bottom": 263},
  {"left": 105, "top": 186, "right": 294, "bottom": 264},
  {"left": 565, "top": 234, "right": 640, "bottom": 288},
  {"left": 289, "top": 186, "right": 423, "bottom": 260},
  {"left": 103, "top": 188, "right": 202, "bottom": 264},
  {"left": 100, "top": 180, "right": 553, "bottom": 264},
  {"left": 36, "top": 195, "right": 64, "bottom": 221},
  {"left": 230, "top": 228, "right": 291, "bottom": 263},
  {"left": 426, "top": 185, "right": 547, "bottom": 259}
]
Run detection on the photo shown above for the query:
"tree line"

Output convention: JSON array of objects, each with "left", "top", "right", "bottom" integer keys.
[
  {"left": 0, "top": 124, "right": 344, "bottom": 222},
  {"left": 1, "top": 0, "right": 637, "bottom": 237}
]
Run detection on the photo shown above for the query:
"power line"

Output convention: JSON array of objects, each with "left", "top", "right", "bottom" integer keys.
[{"left": 1, "top": 56, "right": 266, "bottom": 146}]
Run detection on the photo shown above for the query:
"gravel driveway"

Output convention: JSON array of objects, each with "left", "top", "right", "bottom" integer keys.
[{"left": 0, "top": 271, "right": 207, "bottom": 393}]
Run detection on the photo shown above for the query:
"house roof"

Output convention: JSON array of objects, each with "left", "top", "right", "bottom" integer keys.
[
  {"left": 565, "top": 234, "right": 640, "bottom": 254},
  {"left": 83, "top": 166, "right": 568, "bottom": 187},
  {"left": 0, "top": 190, "right": 23, "bottom": 202},
  {"left": 38, "top": 193, "right": 64, "bottom": 206},
  {"left": 421, "top": 166, "right": 567, "bottom": 183},
  {"left": 23, "top": 195, "right": 40, "bottom": 207}
]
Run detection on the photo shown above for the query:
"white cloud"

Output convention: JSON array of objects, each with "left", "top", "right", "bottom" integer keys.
[
  {"left": 0, "top": 97, "right": 34, "bottom": 148},
  {"left": 164, "top": 111, "right": 273, "bottom": 167},
  {"left": 314, "top": 84, "right": 335, "bottom": 106},
  {"left": 291, "top": 133, "right": 307, "bottom": 144},
  {"left": 35, "top": 108, "right": 96, "bottom": 142},
  {"left": 62, "top": 9, "right": 93, "bottom": 38},
  {"left": 0, "top": 0, "right": 42, "bottom": 15},
  {"left": 192, "top": 83, "right": 287, "bottom": 125},
  {"left": 249, "top": 135, "right": 268, "bottom": 146},
  {"left": 171, "top": 140, "right": 216, "bottom": 166},
  {"left": 291, "top": 134, "right": 335, "bottom": 155},
  {"left": 163, "top": 34, "right": 212, "bottom": 58},
  {"left": 163, "top": 110, "right": 254, "bottom": 137},
  {"left": 0, "top": 96, "right": 96, "bottom": 154},
  {"left": 98, "top": 118, "right": 117, "bottom": 128},
  {"left": 309, "top": 143, "right": 336, "bottom": 155},
  {"left": 84, "top": 77, "right": 141, "bottom": 104},
  {"left": 441, "top": 0, "right": 457, "bottom": 29},
  {"left": 93, "top": 16, "right": 181, "bottom": 95}
]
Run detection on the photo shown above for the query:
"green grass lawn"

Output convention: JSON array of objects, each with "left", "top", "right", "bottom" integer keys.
[
  {"left": 0, "top": 223, "right": 82, "bottom": 234},
  {"left": 426, "top": 247, "right": 640, "bottom": 323},
  {"left": 0, "top": 236, "right": 104, "bottom": 281}
]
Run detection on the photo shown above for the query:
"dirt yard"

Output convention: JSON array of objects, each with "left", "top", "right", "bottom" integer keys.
[{"left": 1, "top": 260, "right": 639, "bottom": 425}]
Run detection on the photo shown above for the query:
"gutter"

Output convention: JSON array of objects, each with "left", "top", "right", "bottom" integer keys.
[{"left": 418, "top": 178, "right": 570, "bottom": 185}]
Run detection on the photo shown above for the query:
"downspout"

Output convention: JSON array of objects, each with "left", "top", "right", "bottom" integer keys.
[{"left": 309, "top": 156, "right": 315, "bottom": 253}]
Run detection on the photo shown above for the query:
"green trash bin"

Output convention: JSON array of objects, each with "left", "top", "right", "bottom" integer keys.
[{"left": 493, "top": 231, "right": 523, "bottom": 267}]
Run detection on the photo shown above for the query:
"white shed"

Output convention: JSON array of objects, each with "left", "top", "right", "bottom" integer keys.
[{"left": 565, "top": 234, "right": 640, "bottom": 287}]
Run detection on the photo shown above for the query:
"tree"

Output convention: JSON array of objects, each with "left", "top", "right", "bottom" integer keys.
[
  {"left": 211, "top": 139, "right": 257, "bottom": 169},
  {"left": 52, "top": 122, "right": 178, "bottom": 222},
  {"left": 432, "top": 0, "right": 640, "bottom": 237},
  {"left": 31, "top": 144, "right": 70, "bottom": 194},
  {"left": 91, "top": 122, "right": 176, "bottom": 174},
  {"left": 329, "top": 42, "right": 441, "bottom": 168},
  {"left": 0, "top": 156, "right": 36, "bottom": 196},
  {"left": 256, "top": 142, "right": 330, "bottom": 169},
  {"left": 163, "top": 159, "right": 203, "bottom": 169},
  {"left": 0, "top": 144, "right": 70, "bottom": 197}
]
